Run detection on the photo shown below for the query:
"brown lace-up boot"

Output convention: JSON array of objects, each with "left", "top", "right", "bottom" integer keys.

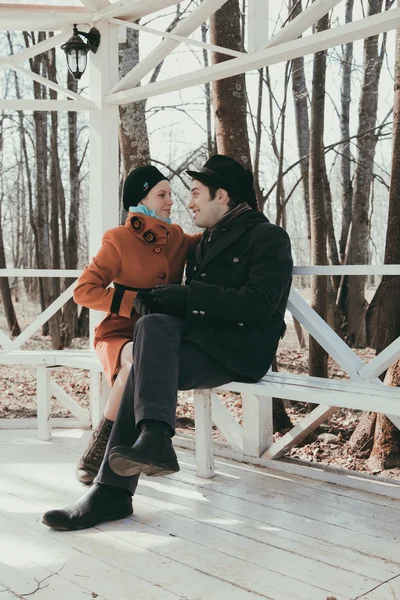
[{"left": 76, "top": 416, "right": 113, "bottom": 485}]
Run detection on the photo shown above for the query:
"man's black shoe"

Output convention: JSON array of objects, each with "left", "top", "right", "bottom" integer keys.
[
  {"left": 109, "top": 420, "right": 180, "bottom": 477},
  {"left": 42, "top": 483, "right": 133, "bottom": 531}
]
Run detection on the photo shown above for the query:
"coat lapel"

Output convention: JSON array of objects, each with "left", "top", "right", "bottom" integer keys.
[{"left": 198, "top": 227, "right": 245, "bottom": 271}]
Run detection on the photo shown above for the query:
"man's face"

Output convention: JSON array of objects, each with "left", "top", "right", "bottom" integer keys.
[{"left": 188, "top": 179, "right": 225, "bottom": 228}]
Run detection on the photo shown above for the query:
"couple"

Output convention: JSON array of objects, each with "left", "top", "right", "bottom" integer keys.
[{"left": 42, "top": 154, "right": 293, "bottom": 531}]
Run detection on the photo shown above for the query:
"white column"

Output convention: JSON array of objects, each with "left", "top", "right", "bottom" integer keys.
[
  {"left": 89, "top": 21, "right": 120, "bottom": 344},
  {"left": 248, "top": 0, "right": 269, "bottom": 53}
]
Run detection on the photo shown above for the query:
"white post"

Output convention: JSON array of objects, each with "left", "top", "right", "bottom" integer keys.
[
  {"left": 242, "top": 393, "right": 273, "bottom": 456},
  {"left": 194, "top": 391, "right": 215, "bottom": 478},
  {"left": 248, "top": 0, "right": 269, "bottom": 53},
  {"left": 89, "top": 21, "right": 120, "bottom": 346},
  {"left": 36, "top": 366, "right": 51, "bottom": 441}
]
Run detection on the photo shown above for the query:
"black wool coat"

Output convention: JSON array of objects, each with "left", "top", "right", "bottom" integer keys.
[{"left": 183, "top": 210, "right": 293, "bottom": 382}]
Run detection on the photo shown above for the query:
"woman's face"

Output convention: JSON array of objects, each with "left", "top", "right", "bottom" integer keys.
[{"left": 140, "top": 180, "right": 173, "bottom": 220}]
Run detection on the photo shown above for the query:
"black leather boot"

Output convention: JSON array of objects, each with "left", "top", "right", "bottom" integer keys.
[
  {"left": 109, "top": 420, "right": 180, "bottom": 478},
  {"left": 42, "top": 483, "right": 133, "bottom": 531},
  {"left": 76, "top": 416, "right": 113, "bottom": 485}
]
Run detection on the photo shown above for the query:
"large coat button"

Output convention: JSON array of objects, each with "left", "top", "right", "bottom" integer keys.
[
  {"left": 199, "top": 310, "right": 205, "bottom": 316},
  {"left": 192, "top": 310, "right": 199, "bottom": 315},
  {"left": 154, "top": 246, "right": 161, "bottom": 253},
  {"left": 233, "top": 257, "right": 239, "bottom": 263},
  {"left": 159, "top": 273, "right": 167, "bottom": 280}
]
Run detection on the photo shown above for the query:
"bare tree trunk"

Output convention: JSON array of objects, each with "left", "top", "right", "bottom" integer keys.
[
  {"left": 119, "top": 27, "right": 151, "bottom": 222},
  {"left": 210, "top": 0, "right": 252, "bottom": 169},
  {"left": 0, "top": 192, "right": 21, "bottom": 337},
  {"left": 347, "top": 0, "right": 385, "bottom": 347},
  {"left": 290, "top": 0, "right": 311, "bottom": 243},
  {"left": 201, "top": 23, "right": 214, "bottom": 156},
  {"left": 309, "top": 12, "right": 329, "bottom": 380},
  {"left": 349, "top": 5, "right": 400, "bottom": 468},
  {"left": 63, "top": 72, "right": 81, "bottom": 344}
]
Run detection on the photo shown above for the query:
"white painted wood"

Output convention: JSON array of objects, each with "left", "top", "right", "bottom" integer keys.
[
  {"left": 80, "top": 0, "right": 110, "bottom": 11},
  {"left": 3, "top": 432, "right": 400, "bottom": 599},
  {"left": 90, "top": 370, "right": 103, "bottom": 425},
  {"left": 174, "top": 434, "right": 400, "bottom": 500},
  {"left": 211, "top": 392, "right": 243, "bottom": 452},
  {"left": 0, "top": 7, "right": 93, "bottom": 31},
  {"left": 111, "top": 18, "right": 244, "bottom": 58},
  {"left": 48, "top": 375, "right": 91, "bottom": 425},
  {"left": 360, "top": 578, "right": 400, "bottom": 599},
  {"left": 263, "top": 405, "right": 337, "bottom": 460},
  {"left": 265, "top": 0, "right": 344, "bottom": 49},
  {"left": 9, "top": 281, "right": 76, "bottom": 350},
  {"left": 89, "top": 21, "right": 119, "bottom": 346},
  {"left": 0, "top": 99, "right": 93, "bottom": 111},
  {"left": 247, "top": 0, "right": 268, "bottom": 53},
  {"left": 0, "top": 268, "right": 81, "bottom": 277},
  {"left": 92, "top": 0, "right": 181, "bottom": 23},
  {"left": 36, "top": 366, "right": 51, "bottom": 441},
  {"left": 293, "top": 265, "right": 400, "bottom": 275},
  {"left": 6, "top": 62, "right": 87, "bottom": 102},
  {"left": 109, "top": 0, "right": 230, "bottom": 95},
  {"left": 241, "top": 393, "right": 273, "bottom": 456},
  {"left": 0, "top": 418, "right": 90, "bottom": 429},
  {"left": 0, "top": 29, "right": 71, "bottom": 68},
  {"left": 359, "top": 335, "right": 400, "bottom": 380},
  {"left": 106, "top": 8, "right": 400, "bottom": 104},
  {"left": 194, "top": 391, "right": 215, "bottom": 478}
]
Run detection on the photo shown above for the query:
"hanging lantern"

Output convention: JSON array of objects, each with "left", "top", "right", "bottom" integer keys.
[{"left": 61, "top": 24, "right": 101, "bottom": 80}]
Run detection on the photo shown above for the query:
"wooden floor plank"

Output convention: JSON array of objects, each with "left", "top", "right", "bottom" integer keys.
[
  {"left": 357, "top": 575, "right": 400, "bottom": 599},
  {"left": 1, "top": 430, "right": 400, "bottom": 600},
  {"left": 0, "top": 486, "right": 270, "bottom": 600},
  {"left": 0, "top": 513, "right": 182, "bottom": 600},
  {"left": 177, "top": 452, "right": 400, "bottom": 525}
]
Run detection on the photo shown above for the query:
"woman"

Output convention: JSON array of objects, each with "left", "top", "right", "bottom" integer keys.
[{"left": 74, "top": 165, "right": 200, "bottom": 484}]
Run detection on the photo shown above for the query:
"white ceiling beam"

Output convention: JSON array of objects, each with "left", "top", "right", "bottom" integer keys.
[
  {"left": 0, "top": 30, "right": 71, "bottom": 67},
  {"left": 110, "top": 18, "right": 244, "bottom": 58},
  {"left": 248, "top": 0, "right": 269, "bottom": 53},
  {"left": 0, "top": 5, "right": 92, "bottom": 30},
  {"left": 79, "top": 0, "right": 110, "bottom": 11},
  {"left": 265, "top": 0, "right": 344, "bottom": 49},
  {"left": 0, "top": 99, "right": 93, "bottom": 111},
  {"left": 109, "top": 0, "right": 230, "bottom": 95},
  {"left": 106, "top": 6, "right": 400, "bottom": 105},
  {"left": 92, "top": 0, "right": 178, "bottom": 23},
  {"left": 5, "top": 62, "right": 90, "bottom": 103}
]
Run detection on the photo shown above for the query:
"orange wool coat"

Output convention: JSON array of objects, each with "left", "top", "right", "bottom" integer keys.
[{"left": 74, "top": 213, "right": 200, "bottom": 385}]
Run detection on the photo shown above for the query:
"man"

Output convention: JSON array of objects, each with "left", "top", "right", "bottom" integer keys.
[{"left": 42, "top": 155, "right": 293, "bottom": 531}]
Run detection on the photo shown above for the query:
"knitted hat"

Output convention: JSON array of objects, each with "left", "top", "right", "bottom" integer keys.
[
  {"left": 123, "top": 165, "right": 169, "bottom": 212},
  {"left": 187, "top": 154, "right": 258, "bottom": 211}
]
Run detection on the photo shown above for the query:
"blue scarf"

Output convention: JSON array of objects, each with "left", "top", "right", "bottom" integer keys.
[{"left": 129, "top": 204, "right": 171, "bottom": 225}]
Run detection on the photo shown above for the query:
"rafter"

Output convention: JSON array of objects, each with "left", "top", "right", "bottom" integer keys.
[
  {"left": 109, "top": 0, "right": 230, "bottom": 95},
  {"left": 110, "top": 18, "right": 243, "bottom": 58},
  {"left": 106, "top": 7, "right": 400, "bottom": 105},
  {"left": 5, "top": 62, "right": 88, "bottom": 103},
  {"left": 0, "top": 30, "right": 72, "bottom": 74},
  {"left": 0, "top": 99, "right": 93, "bottom": 111},
  {"left": 0, "top": 5, "right": 92, "bottom": 30},
  {"left": 92, "top": 0, "right": 179, "bottom": 23}
]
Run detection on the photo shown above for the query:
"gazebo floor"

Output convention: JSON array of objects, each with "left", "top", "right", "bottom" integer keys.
[{"left": 0, "top": 430, "right": 400, "bottom": 600}]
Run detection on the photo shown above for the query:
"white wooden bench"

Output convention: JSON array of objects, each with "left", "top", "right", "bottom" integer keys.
[
  {"left": 192, "top": 371, "right": 400, "bottom": 478},
  {"left": 0, "top": 350, "right": 107, "bottom": 441}
]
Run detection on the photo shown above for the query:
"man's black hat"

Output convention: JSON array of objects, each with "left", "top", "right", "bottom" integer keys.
[
  {"left": 187, "top": 154, "right": 258, "bottom": 211},
  {"left": 123, "top": 165, "right": 169, "bottom": 212}
]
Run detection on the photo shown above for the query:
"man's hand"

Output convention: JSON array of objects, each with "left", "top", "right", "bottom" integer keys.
[{"left": 136, "top": 285, "right": 189, "bottom": 318}]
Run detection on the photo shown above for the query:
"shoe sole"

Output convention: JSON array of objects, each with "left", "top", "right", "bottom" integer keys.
[
  {"left": 109, "top": 450, "right": 180, "bottom": 478},
  {"left": 42, "top": 508, "right": 133, "bottom": 531}
]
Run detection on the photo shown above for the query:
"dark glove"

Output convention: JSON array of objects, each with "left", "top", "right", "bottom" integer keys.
[
  {"left": 133, "top": 289, "right": 153, "bottom": 317},
  {"left": 146, "top": 284, "right": 189, "bottom": 318}
]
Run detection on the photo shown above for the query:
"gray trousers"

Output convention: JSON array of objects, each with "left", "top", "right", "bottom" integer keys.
[{"left": 96, "top": 314, "right": 236, "bottom": 494}]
